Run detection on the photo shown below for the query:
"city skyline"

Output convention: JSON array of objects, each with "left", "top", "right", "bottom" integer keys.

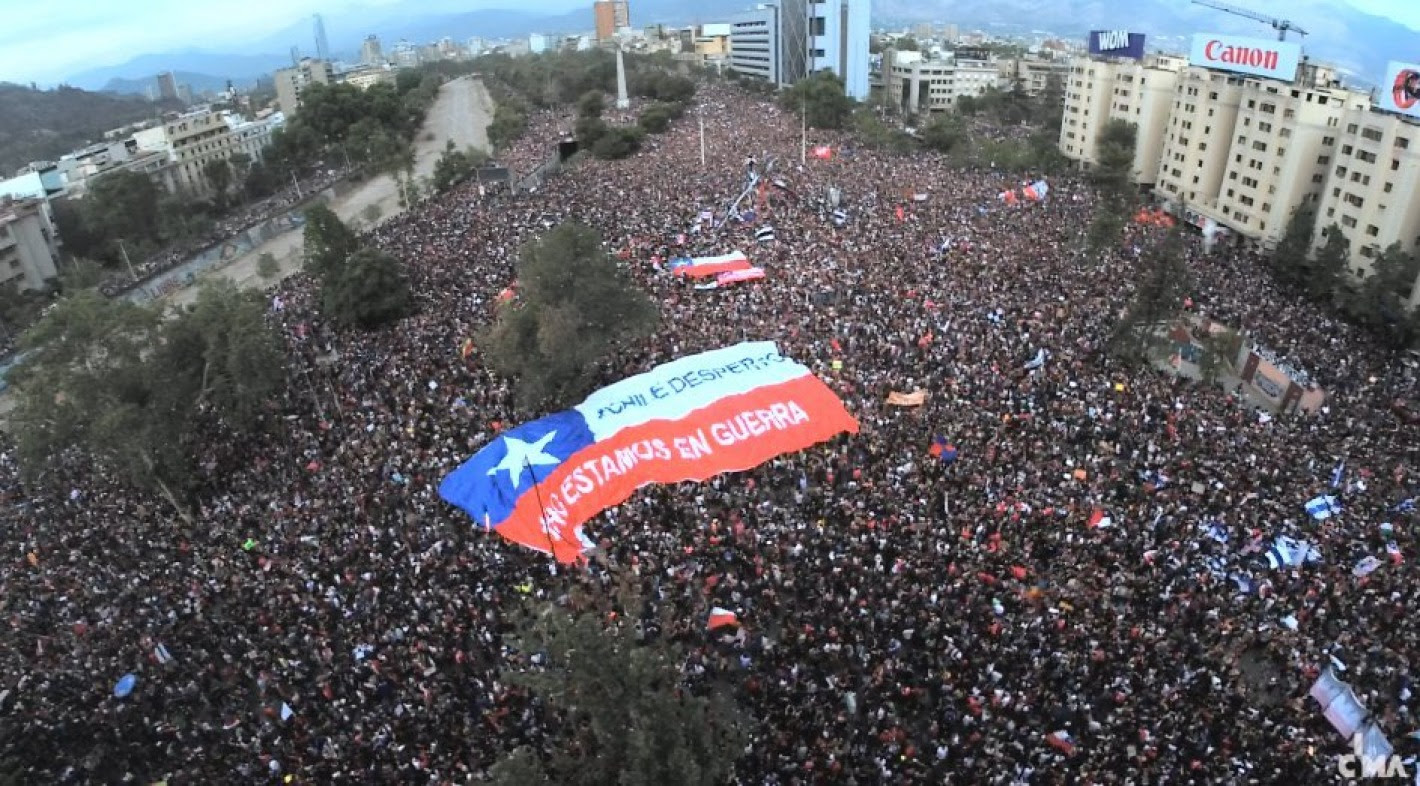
[
  {"left": 0, "top": 0, "right": 1417, "bottom": 86},
  {"left": 0, "top": 0, "right": 586, "bottom": 84}
]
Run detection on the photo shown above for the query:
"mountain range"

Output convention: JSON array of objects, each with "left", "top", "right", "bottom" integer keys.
[{"left": 66, "top": 0, "right": 1417, "bottom": 94}]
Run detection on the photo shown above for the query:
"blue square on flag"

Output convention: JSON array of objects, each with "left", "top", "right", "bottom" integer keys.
[{"left": 439, "top": 411, "right": 594, "bottom": 526}]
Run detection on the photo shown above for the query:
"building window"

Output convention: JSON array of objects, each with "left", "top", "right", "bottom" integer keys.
[
  {"left": 1252, "top": 141, "right": 1267, "bottom": 152},
  {"left": 1342, "top": 145, "right": 1353, "bottom": 155},
  {"left": 810, "top": 17, "right": 826, "bottom": 35},
  {"left": 1385, "top": 182, "right": 1394, "bottom": 193},
  {"left": 1366, "top": 225, "right": 1380, "bottom": 237},
  {"left": 1312, "top": 173, "right": 1324, "bottom": 183},
  {"left": 1347, "top": 123, "right": 1359, "bottom": 134},
  {"left": 1323, "top": 136, "right": 1335, "bottom": 146},
  {"left": 1342, "top": 215, "right": 1357, "bottom": 228},
  {"left": 1397, "top": 137, "right": 1411, "bottom": 149}
]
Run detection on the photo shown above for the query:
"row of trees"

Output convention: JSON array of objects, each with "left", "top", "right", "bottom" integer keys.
[
  {"left": 9, "top": 282, "right": 287, "bottom": 516},
  {"left": 1272, "top": 206, "right": 1420, "bottom": 347}
]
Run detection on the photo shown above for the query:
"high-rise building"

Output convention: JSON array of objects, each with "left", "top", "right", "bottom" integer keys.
[
  {"left": 156, "top": 71, "right": 179, "bottom": 101},
  {"left": 1059, "top": 54, "right": 1186, "bottom": 186},
  {"left": 807, "top": 0, "right": 870, "bottom": 100},
  {"left": 314, "top": 14, "right": 331, "bottom": 62},
  {"left": 273, "top": 58, "right": 334, "bottom": 118},
  {"left": 594, "top": 0, "right": 630, "bottom": 41},
  {"left": 1311, "top": 109, "right": 1420, "bottom": 284},
  {"left": 361, "top": 35, "right": 383, "bottom": 65},
  {"left": 729, "top": 0, "right": 808, "bottom": 88},
  {"left": 1153, "top": 63, "right": 1368, "bottom": 247}
]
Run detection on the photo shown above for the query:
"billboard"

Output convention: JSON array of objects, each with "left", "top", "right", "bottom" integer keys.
[
  {"left": 1190, "top": 33, "right": 1300, "bottom": 80},
  {"left": 1379, "top": 61, "right": 1420, "bottom": 119},
  {"left": 1088, "top": 30, "right": 1146, "bottom": 60}
]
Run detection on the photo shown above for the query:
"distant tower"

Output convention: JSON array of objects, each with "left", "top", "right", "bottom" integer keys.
[
  {"left": 615, "top": 47, "right": 630, "bottom": 109},
  {"left": 290, "top": 46, "right": 301, "bottom": 66},
  {"left": 314, "top": 14, "right": 331, "bottom": 61},
  {"left": 155, "top": 71, "right": 179, "bottom": 101},
  {"left": 361, "top": 35, "right": 383, "bottom": 65}
]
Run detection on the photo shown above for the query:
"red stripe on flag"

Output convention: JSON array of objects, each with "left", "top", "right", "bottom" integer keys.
[{"left": 496, "top": 374, "right": 859, "bottom": 562}]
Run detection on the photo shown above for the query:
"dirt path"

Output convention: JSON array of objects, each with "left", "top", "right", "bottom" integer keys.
[{"left": 169, "top": 76, "right": 494, "bottom": 307}]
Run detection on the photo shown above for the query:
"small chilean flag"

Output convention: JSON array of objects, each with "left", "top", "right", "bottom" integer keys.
[
  {"left": 1087, "top": 509, "right": 1113, "bottom": 529},
  {"left": 1045, "top": 730, "right": 1077, "bottom": 755},
  {"left": 708, "top": 607, "right": 739, "bottom": 630},
  {"left": 672, "top": 251, "right": 755, "bottom": 278}
]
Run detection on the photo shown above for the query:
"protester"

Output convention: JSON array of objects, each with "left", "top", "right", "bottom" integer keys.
[{"left": 3, "top": 81, "right": 1417, "bottom": 784}]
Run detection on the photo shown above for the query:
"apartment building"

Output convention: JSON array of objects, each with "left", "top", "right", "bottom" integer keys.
[
  {"left": 0, "top": 199, "right": 60, "bottom": 291},
  {"left": 1059, "top": 54, "right": 1185, "bottom": 185},
  {"left": 132, "top": 108, "right": 247, "bottom": 194},
  {"left": 999, "top": 58, "right": 1072, "bottom": 97},
  {"left": 1311, "top": 109, "right": 1420, "bottom": 282},
  {"left": 881, "top": 50, "right": 1000, "bottom": 114},
  {"left": 274, "top": 58, "right": 334, "bottom": 118},
  {"left": 1155, "top": 63, "right": 1367, "bottom": 247},
  {"left": 594, "top": 0, "right": 630, "bottom": 41}
]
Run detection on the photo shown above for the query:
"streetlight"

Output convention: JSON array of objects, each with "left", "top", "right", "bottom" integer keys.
[{"left": 115, "top": 238, "right": 138, "bottom": 282}]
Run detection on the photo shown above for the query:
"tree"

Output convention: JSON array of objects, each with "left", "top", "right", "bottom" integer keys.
[
  {"left": 1092, "top": 119, "right": 1138, "bottom": 208},
  {"left": 780, "top": 71, "right": 855, "bottom": 130},
  {"left": 321, "top": 248, "right": 411, "bottom": 329},
  {"left": 638, "top": 102, "right": 682, "bottom": 134},
  {"left": 1087, "top": 210, "right": 1126, "bottom": 253},
  {"left": 1270, "top": 205, "right": 1318, "bottom": 287},
  {"left": 895, "top": 36, "right": 920, "bottom": 51},
  {"left": 202, "top": 158, "right": 233, "bottom": 204},
  {"left": 1347, "top": 242, "right": 1420, "bottom": 346},
  {"left": 483, "top": 223, "right": 657, "bottom": 408},
  {"left": 79, "top": 170, "right": 163, "bottom": 259},
  {"left": 921, "top": 112, "right": 968, "bottom": 154},
  {"left": 1309, "top": 223, "right": 1350, "bottom": 303},
  {"left": 9, "top": 284, "right": 286, "bottom": 516},
  {"left": 432, "top": 140, "right": 472, "bottom": 193},
  {"left": 577, "top": 90, "right": 606, "bottom": 119},
  {"left": 490, "top": 600, "right": 747, "bottom": 786},
  {"left": 590, "top": 126, "right": 644, "bottom": 160},
  {"left": 1110, "top": 229, "right": 1192, "bottom": 365},
  {"left": 302, "top": 204, "right": 360, "bottom": 279},
  {"left": 256, "top": 252, "right": 280, "bottom": 279},
  {"left": 158, "top": 280, "right": 288, "bottom": 432}
]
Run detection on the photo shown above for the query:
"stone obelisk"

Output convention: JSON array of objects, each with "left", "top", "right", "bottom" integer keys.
[{"left": 615, "top": 47, "right": 630, "bottom": 110}]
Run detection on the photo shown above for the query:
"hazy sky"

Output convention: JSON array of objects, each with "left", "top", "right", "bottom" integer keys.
[
  {"left": 0, "top": 0, "right": 582, "bottom": 84},
  {"left": 0, "top": 0, "right": 1415, "bottom": 85}
]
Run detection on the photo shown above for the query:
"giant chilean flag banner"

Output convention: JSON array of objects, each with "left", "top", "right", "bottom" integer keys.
[{"left": 439, "top": 342, "right": 858, "bottom": 562}]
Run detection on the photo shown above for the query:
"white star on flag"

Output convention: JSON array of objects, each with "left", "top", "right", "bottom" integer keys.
[{"left": 487, "top": 431, "right": 560, "bottom": 489}]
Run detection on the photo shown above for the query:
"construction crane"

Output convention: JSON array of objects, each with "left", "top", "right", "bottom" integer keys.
[{"left": 1191, "top": 0, "right": 1308, "bottom": 41}]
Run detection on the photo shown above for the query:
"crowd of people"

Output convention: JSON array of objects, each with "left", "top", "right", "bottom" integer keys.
[{"left": 4, "top": 79, "right": 1420, "bottom": 784}]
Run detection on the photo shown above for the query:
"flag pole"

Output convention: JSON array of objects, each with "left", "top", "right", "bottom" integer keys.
[
  {"left": 524, "top": 457, "right": 561, "bottom": 572},
  {"left": 699, "top": 109, "right": 707, "bottom": 170},
  {"left": 800, "top": 97, "right": 807, "bottom": 165}
]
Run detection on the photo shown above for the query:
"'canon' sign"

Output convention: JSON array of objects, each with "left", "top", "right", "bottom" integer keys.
[{"left": 1189, "top": 33, "right": 1301, "bottom": 80}]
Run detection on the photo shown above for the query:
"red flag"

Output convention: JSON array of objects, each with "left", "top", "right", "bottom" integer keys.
[
  {"left": 895, "top": 205, "right": 906, "bottom": 222},
  {"left": 811, "top": 144, "right": 833, "bottom": 160}
]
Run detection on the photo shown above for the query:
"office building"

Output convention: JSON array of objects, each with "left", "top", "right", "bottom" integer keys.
[
  {"left": 1154, "top": 63, "right": 1368, "bottom": 248},
  {"left": 807, "top": 0, "right": 870, "bottom": 100},
  {"left": 1060, "top": 54, "right": 1186, "bottom": 186},
  {"left": 361, "top": 35, "right": 384, "bottom": 65},
  {"left": 0, "top": 199, "right": 60, "bottom": 291},
  {"left": 390, "top": 40, "right": 420, "bottom": 68},
  {"left": 156, "top": 71, "right": 179, "bottom": 101},
  {"left": 273, "top": 58, "right": 334, "bottom": 118},
  {"left": 314, "top": 15, "right": 331, "bottom": 61},
  {"left": 729, "top": 0, "right": 808, "bottom": 88},
  {"left": 880, "top": 50, "right": 1000, "bottom": 114},
  {"left": 1311, "top": 109, "right": 1420, "bottom": 283},
  {"left": 595, "top": 0, "right": 630, "bottom": 41}
]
